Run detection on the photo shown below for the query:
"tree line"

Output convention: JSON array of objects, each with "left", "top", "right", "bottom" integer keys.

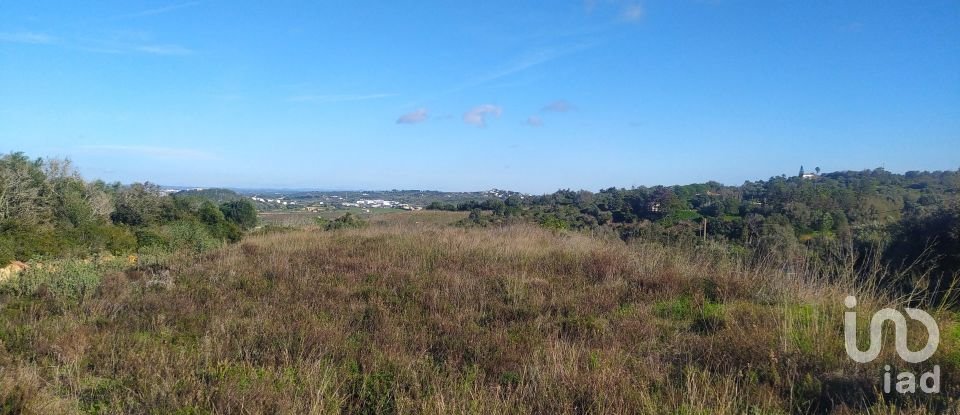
[
  {"left": 0, "top": 152, "right": 257, "bottom": 263},
  {"left": 430, "top": 167, "right": 960, "bottom": 304}
]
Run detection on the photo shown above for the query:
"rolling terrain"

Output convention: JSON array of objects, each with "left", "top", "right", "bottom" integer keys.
[{"left": 2, "top": 211, "right": 958, "bottom": 414}]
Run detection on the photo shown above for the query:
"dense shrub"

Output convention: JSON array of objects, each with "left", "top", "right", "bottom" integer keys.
[
  {"left": 325, "top": 212, "right": 367, "bottom": 230},
  {"left": 164, "top": 220, "right": 224, "bottom": 253},
  {"left": 885, "top": 205, "right": 960, "bottom": 303},
  {"left": 219, "top": 200, "right": 258, "bottom": 230},
  {"left": 0, "top": 152, "right": 255, "bottom": 261},
  {"left": 0, "top": 259, "right": 122, "bottom": 304}
]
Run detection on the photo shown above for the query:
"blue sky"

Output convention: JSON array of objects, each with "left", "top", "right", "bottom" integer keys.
[{"left": 1, "top": 1, "right": 958, "bottom": 193}]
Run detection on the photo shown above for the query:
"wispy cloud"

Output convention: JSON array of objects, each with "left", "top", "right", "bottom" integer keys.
[
  {"left": 411, "top": 43, "right": 592, "bottom": 105},
  {"left": 0, "top": 31, "right": 57, "bottom": 45},
  {"left": 467, "top": 45, "right": 589, "bottom": 90},
  {"left": 75, "top": 41, "right": 196, "bottom": 56},
  {"left": 112, "top": 1, "right": 201, "bottom": 19},
  {"left": 542, "top": 100, "right": 576, "bottom": 112},
  {"left": 133, "top": 44, "right": 195, "bottom": 55},
  {"left": 288, "top": 93, "right": 396, "bottom": 103},
  {"left": 0, "top": 29, "right": 194, "bottom": 56},
  {"left": 463, "top": 104, "right": 503, "bottom": 127},
  {"left": 620, "top": 3, "right": 644, "bottom": 22},
  {"left": 526, "top": 116, "right": 544, "bottom": 127},
  {"left": 79, "top": 145, "right": 214, "bottom": 160},
  {"left": 584, "top": 0, "right": 645, "bottom": 23},
  {"left": 397, "top": 108, "right": 429, "bottom": 124}
]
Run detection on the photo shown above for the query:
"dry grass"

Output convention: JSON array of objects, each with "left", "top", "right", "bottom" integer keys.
[
  {"left": 258, "top": 209, "right": 466, "bottom": 228},
  {"left": 367, "top": 210, "right": 469, "bottom": 227},
  {"left": 258, "top": 211, "right": 328, "bottom": 227},
  {"left": 0, "top": 220, "right": 958, "bottom": 414}
]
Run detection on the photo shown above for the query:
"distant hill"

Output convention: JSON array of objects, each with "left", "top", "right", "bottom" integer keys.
[{"left": 172, "top": 188, "right": 245, "bottom": 206}]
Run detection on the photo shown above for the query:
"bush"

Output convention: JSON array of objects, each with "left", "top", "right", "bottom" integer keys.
[
  {"left": 885, "top": 205, "right": 960, "bottom": 304},
  {"left": 164, "top": 220, "right": 223, "bottom": 254},
  {"left": 135, "top": 228, "right": 169, "bottom": 250},
  {"left": 0, "top": 236, "right": 14, "bottom": 264},
  {"left": 325, "top": 213, "right": 366, "bottom": 230},
  {"left": 0, "top": 260, "right": 120, "bottom": 304},
  {"left": 220, "top": 200, "right": 258, "bottom": 230},
  {"left": 94, "top": 223, "right": 138, "bottom": 255},
  {"left": 0, "top": 223, "right": 61, "bottom": 261},
  {"left": 539, "top": 215, "right": 568, "bottom": 231}
]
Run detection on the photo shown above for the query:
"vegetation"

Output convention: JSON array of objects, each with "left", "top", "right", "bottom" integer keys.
[
  {"left": 1, "top": 219, "right": 957, "bottom": 413},
  {"left": 0, "top": 152, "right": 256, "bottom": 263},
  {"left": 430, "top": 168, "right": 960, "bottom": 307},
  {"left": 170, "top": 188, "right": 246, "bottom": 206},
  {"left": 267, "top": 189, "right": 526, "bottom": 212},
  {"left": 2, "top": 154, "right": 959, "bottom": 413},
  {"left": 314, "top": 212, "right": 369, "bottom": 230}
]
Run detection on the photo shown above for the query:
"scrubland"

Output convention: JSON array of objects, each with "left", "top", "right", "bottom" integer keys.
[{"left": 1, "top": 213, "right": 958, "bottom": 414}]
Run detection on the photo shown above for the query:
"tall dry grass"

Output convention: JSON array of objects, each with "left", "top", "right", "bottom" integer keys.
[{"left": 0, "top": 218, "right": 957, "bottom": 414}]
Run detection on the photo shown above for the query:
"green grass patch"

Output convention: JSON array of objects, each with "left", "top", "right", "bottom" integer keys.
[
  {"left": 653, "top": 295, "right": 725, "bottom": 333},
  {"left": 654, "top": 296, "right": 695, "bottom": 321}
]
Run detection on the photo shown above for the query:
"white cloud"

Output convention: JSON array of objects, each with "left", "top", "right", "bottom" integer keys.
[
  {"left": 113, "top": 1, "right": 201, "bottom": 19},
  {"left": 621, "top": 3, "right": 644, "bottom": 21},
  {"left": 0, "top": 30, "right": 195, "bottom": 56},
  {"left": 463, "top": 104, "right": 503, "bottom": 127},
  {"left": 76, "top": 41, "right": 196, "bottom": 56},
  {"left": 425, "top": 44, "right": 593, "bottom": 101},
  {"left": 526, "top": 116, "right": 543, "bottom": 127},
  {"left": 542, "top": 100, "right": 575, "bottom": 112},
  {"left": 134, "top": 44, "right": 195, "bottom": 55},
  {"left": 473, "top": 46, "right": 588, "bottom": 88},
  {"left": 79, "top": 145, "right": 214, "bottom": 160},
  {"left": 397, "top": 108, "right": 429, "bottom": 124},
  {"left": 288, "top": 93, "right": 396, "bottom": 103},
  {"left": 0, "top": 32, "right": 57, "bottom": 45}
]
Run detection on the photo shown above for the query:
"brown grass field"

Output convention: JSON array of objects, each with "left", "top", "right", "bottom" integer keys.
[
  {"left": 1, "top": 213, "right": 958, "bottom": 414},
  {"left": 257, "top": 209, "right": 466, "bottom": 228}
]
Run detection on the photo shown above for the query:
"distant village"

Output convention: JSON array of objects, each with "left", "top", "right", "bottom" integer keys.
[
  {"left": 168, "top": 187, "right": 527, "bottom": 214},
  {"left": 250, "top": 195, "right": 421, "bottom": 213},
  {"left": 249, "top": 196, "right": 298, "bottom": 206}
]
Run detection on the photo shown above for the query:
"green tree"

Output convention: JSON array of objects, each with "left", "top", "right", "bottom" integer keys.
[
  {"left": 220, "top": 200, "right": 258, "bottom": 230},
  {"left": 816, "top": 211, "right": 834, "bottom": 233},
  {"left": 197, "top": 201, "right": 241, "bottom": 242},
  {"left": 110, "top": 183, "right": 165, "bottom": 226},
  {"left": 0, "top": 152, "right": 51, "bottom": 225},
  {"left": 198, "top": 201, "right": 226, "bottom": 226},
  {"left": 885, "top": 205, "right": 960, "bottom": 305}
]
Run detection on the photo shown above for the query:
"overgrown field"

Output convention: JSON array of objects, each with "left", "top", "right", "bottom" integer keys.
[
  {"left": 1, "top": 219, "right": 959, "bottom": 414},
  {"left": 258, "top": 210, "right": 468, "bottom": 228}
]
